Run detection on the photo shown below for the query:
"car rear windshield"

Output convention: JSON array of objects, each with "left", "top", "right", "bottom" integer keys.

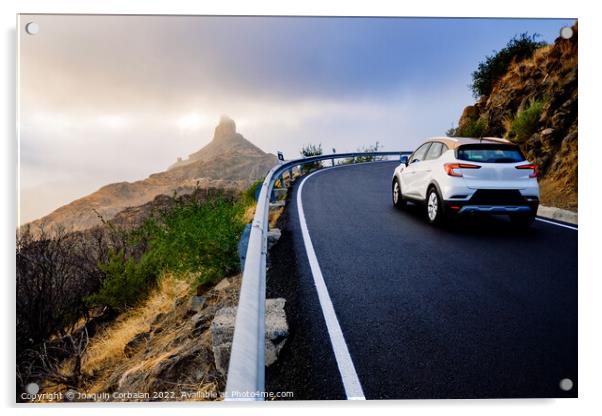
[{"left": 456, "top": 144, "right": 526, "bottom": 163}]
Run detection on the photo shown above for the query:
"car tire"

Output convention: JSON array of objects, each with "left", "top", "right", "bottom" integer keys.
[
  {"left": 392, "top": 178, "right": 407, "bottom": 209},
  {"left": 426, "top": 187, "right": 446, "bottom": 225},
  {"left": 510, "top": 212, "right": 536, "bottom": 228}
]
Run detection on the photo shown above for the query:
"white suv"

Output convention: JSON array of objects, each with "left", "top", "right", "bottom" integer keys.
[{"left": 392, "top": 137, "right": 540, "bottom": 227}]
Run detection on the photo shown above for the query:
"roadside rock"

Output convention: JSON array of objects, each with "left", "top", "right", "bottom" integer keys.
[
  {"left": 210, "top": 307, "right": 237, "bottom": 376},
  {"left": 272, "top": 188, "right": 287, "bottom": 199},
  {"left": 210, "top": 298, "right": 289, "bottom": 376},
  {"left": 267, "top": 228, "right": 282, "bottom": 250},
  {"left": 192, "top": 312, "right": 214, "bottom": 336},
  {"left": 537, "top": 205, "right": 578, "bottom": 225},
  {"left": 269, "top": 200, "right": 286, "bottom": 209},
  {"left": 458, "top": 105, "right": 478, "bottom": 127},
  {"left": 211, "top": 307, "right": 237, "bottom": 346},
  {"left": 116, "top": 343, "right": 216, "bottom": 394},
  {"left": 124, "top": 332, "right": 150, "bottom": 358},
  {"left": 189, "top": 296, "right": 206, "bottom": 313},
  {"left": 148, "top": 344, "right": 213, "bottom": 388},
  {"left": 214, "top": 277, "right": 232, "bottom": 292},
  {"left": 265, "top": 298, "right": 288, "bottom": 366}
]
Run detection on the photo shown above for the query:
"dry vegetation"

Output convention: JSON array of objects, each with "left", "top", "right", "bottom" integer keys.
[
  {"left": 82, "top": 273, "right": 192, "bottom": 376},
  {"left": 270, "top": 207, "right": 285, "bottom": 228},
  {"left": 18, "top": 186, "right": 255, "bottom": 402},
  {"left": 243, "top": 204, "right": 256, "bottom": 224},
  {"left": 35, "top": 271, "right": 242, "bottom": 402}
]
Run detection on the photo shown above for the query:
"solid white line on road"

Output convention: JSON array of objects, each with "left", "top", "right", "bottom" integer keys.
[
  {"left": 535, "top": 217, "right": 578, "bottom": 231},
  {"left": 297, "top": 169, "right": 366, "bottom": 401}
]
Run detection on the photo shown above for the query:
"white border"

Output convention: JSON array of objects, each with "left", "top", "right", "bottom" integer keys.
[
  {"left": 3, "top": 1, "right": 600, "bottom": 415},
  {"left": 535, "top": 217, "right": 578, "bottom": 231}
]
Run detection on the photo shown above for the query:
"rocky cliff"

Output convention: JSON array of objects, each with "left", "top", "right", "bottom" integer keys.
[
  {"left": 24, "top": 117, "right": 277, "bottom": 234},
  {"left": 454, "top": 24, "right": 577, "bottom": 210}
]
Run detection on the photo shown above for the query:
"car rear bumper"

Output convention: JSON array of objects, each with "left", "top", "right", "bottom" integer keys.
[
  {"left": 444, "top": 195, "right": 539, "bottom": 216},
  {"left": 456, "top": 205, "right": 534, "bottom": 214}
]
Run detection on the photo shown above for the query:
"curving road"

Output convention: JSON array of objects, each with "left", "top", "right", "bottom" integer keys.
[{"left": 266, "top": 161, "right": 577, "bottom": 400}]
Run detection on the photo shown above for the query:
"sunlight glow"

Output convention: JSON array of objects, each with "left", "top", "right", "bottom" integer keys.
[
  {"left": 97, "top": 115, "right": 129, "bottom": 129},
  {"left": 176, "top": 113, "right": 209, "bottom": 131}
]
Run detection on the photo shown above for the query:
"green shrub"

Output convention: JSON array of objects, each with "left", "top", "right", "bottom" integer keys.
[
  {"left": 87, "top": 194, "right": 246, "bottom": 311},
  {"left": 509, "top": 100, "right": 544, "bottom": 143},
  {"left": 445, "top": 126, "right": 458, "bottom": 137},
  {"left": 300, "top": 143, "right": 323, "bottom": 174},
  {"left": 450, "top": 117, "right": 488, "bottom": 138},
  {"left": 471, "top": 33, "right": 545, "bottom": 98},
  {"left": 243, "top": 179, "right": 264, "bottom": 204},
  {"left": 339, "top": 141, "right": 384, "bottom": 164},
  {"left": 355, "top": 141, "right": 384, "bottom": 163},
  {"left": 87, "top": 249, "right": 158, "bottom": 311}
]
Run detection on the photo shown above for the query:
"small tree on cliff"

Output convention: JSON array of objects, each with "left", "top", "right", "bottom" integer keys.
[{"left": 471, "top": 32, "right": 546, "bottom": 98}]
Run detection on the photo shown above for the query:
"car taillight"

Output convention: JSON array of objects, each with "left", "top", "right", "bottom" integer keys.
[
  {"left": 443, "top": 163, "right": 481, "bottom": 177},
  {"left": 515, "top": 164, "right": 538, "bottom": 178}
]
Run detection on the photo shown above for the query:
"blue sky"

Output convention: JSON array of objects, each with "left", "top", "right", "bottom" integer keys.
[
  {"left": 178, "top": 17, "right": 573, "bottom": 98},
  {"left": 19, "top": 15, "right": 575, "bottom": 222}
]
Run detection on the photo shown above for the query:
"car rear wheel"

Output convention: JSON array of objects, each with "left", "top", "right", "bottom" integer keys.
[
  {"left": 426, "top": 187, "right": 446, "bottom": 225},
  {"left": 392, "top": 179, "right": 406, "bottom": 209}
]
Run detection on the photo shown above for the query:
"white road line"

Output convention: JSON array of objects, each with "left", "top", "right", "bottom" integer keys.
[
  {"left": 297, "top": 169, "right": 366, "bottom": 400},
  {"left": 535, "top": 217, "right": 578, "bottom": 231}
]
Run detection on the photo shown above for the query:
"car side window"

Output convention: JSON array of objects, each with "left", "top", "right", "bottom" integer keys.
[
  {"left": 425, "top": 142, "right": 444, "bottom": 160},
  {"left": 410, "top": 143, "right": 431, "bottom": 164}
]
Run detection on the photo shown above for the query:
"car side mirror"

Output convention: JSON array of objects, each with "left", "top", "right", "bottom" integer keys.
[{"left": 400, "top": 155, "right": 409, "bottom": 166}]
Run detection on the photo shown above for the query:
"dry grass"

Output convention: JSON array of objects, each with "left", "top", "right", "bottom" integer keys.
[
  {"left": 499, "top": 43, "right": 553, "bottom": 87},
  {"left": 533, "top": 44, "right": 552, "bottom": 59},
  {"left": 269, "top": 207, "right": 284, "bottom": 228},
  {"left": 36, "top": 269, "right": 243, "bottom": 401},
  {"left": 82, "top": 273, "right": 192, "bottom": 376},
  {"left": 242, "top": 203, "right": 256, "bottom": 223},
  {"left": 502, "top": 114, "right": 514, "bottom": 136},
  {"left": 539, "top": 178, "right": 578, "bottom": 212},
  {"left": 114, "top": 344, "right": 182, "bottom": 389}
]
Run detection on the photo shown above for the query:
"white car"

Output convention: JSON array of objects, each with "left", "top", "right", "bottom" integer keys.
[{"left": 392, "top": 137, "right": 540, "bottom": 227}]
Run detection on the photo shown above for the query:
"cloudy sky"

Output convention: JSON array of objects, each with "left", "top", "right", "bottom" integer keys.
[{"left": 18, "top": 15, "right": 574, "bottom": 224}]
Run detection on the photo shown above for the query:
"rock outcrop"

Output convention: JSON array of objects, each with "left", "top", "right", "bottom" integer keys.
[
  {"left": 454, "top": 23, "right": 577, "bottom": 210},
  {"left": 168, "top": 116, "right": 270, "bottom": 172},
  {"left": 210, "top": 298, "right": 289, "bottom": 376}
]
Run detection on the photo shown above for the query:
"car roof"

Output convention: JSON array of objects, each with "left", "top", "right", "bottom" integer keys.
[{"left": 425, "top": 136, "right": 512, "bottom": 150}]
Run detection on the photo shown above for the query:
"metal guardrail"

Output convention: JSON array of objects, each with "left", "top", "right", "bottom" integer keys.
[{"left": 224, "top": 151, "right": 411, "bottom": 401}]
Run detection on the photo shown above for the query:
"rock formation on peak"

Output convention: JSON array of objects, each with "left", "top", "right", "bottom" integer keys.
[
  {"left": 213, "top": 115, "right": 237, "bottom": 140},
  {"left": 169, "top": 115, "right": 267, "bottom": 171}
]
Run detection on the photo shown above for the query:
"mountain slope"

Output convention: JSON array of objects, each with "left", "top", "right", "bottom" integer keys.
[
  {"left": 25, "top": 117, "right": 276, "bottom": 234},
  {"left": 454, "top": 23, "right": 577, "bottom": 210}
]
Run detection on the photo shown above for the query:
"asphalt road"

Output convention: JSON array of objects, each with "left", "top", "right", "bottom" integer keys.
[{"left": 266, "top": 161, "right": 577, "bottom": 400}]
